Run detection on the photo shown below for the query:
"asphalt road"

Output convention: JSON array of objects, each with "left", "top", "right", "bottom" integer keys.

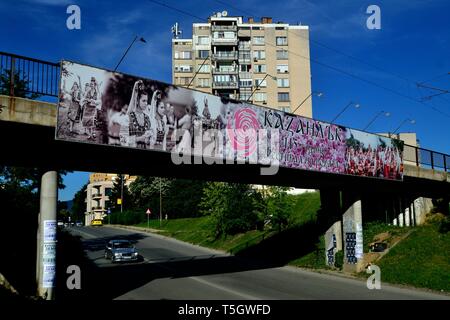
[{"left": 67, "top": 226, "right": 449, "bottom": 300}]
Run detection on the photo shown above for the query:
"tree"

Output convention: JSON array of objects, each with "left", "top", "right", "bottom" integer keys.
[
  {"left": 200, "top": 182, "right": 261, "bottom": 238},
  {"left": 265, "top": 186, "right": 294, "bottom": 232},
  {"left": 0, "top": 69, "right": 41, "bottom": 99},
  {"left": 110, "top": 174, "right": 132, "bottom": 212},
  {"left": 71, "top": 183, "right": 87, "bottom": 222}
]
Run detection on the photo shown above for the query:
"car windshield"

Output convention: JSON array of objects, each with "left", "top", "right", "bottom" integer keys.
[{"left": 113, "top": 242, "right": 132, "bottom": 249}]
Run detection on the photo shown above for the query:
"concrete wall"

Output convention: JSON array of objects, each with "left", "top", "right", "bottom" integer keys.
[
  {"left": 0, "top": 95, "right": 56, "bottom": 127},
  {"left": 324, "top": 221, "right": 342, "bottom": 266}
]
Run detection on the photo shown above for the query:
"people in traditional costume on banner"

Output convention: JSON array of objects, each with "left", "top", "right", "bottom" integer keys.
[
  {"left": 127, "top": 80, "right": 153, "bottom": 149},
  {"left": 82, "top": 77, "right": 101, "bottom": 140},
  {"left": 67, "top": 78, "right": 82, "bottom": 134}
]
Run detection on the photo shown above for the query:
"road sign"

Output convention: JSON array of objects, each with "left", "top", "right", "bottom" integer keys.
[
  {"left": 146, "top": 208, "right": 151, "bottom": 215},
  {"left": 117, "top": 198, "right": 122, "bottom": 205}
]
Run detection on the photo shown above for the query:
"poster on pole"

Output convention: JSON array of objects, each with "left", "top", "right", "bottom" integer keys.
[{"left": 56, "top": 60, "right": 404, "bottom": 180}]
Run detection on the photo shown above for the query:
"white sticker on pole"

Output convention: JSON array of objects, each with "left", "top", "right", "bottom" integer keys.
[
  {"left": 44, "top": 220, "right": 57, "bottom": 242},
  {"left": 43, "top": 243, "right": 57, "bottom": 265},
  {"left": 42, "top": 264, "right": 56, "bottom": 288}
]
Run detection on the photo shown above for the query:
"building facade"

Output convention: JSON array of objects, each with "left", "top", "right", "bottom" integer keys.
[
  {"left": 172, "top": 13, "right": 312, "bottom": 117},
  {"left": 85, "top": 173, "right": 136, "bottom": 225}
]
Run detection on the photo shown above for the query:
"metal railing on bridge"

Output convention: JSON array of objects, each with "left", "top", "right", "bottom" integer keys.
[
  {"left": 403, "top": 144, "right": 449, "bottom": 172},
  {"left": 0, "top": 51, "right": 448, "bottom": 173},
  {"left": 0, "top": 51, "right": 59, "bottom": 100}
]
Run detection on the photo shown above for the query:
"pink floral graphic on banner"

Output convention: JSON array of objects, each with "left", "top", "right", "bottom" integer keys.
[
  {"left": 226, "top": 107, "right": 261, "bottom": 157},
  {"left": 278, "top": 115, "right": 347, "bottom": 173}
]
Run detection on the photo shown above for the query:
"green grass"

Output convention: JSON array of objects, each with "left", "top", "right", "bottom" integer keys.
[
  {"left": 132, "top": 191, "right": 321, "bottom": 255},
  {"left": 289, "top": 191, "right": 320, "bottom": 226},
  {"left": 288, "top": 235, "right": 328, "bottom": 269},
  {"left": 135, "top": 217, "right": 270, "bottom": 253},
  {"left": 375, "top": 224, "right": 450, "bottom": 292},
  {"left": 362, "top": 222, "right": 411, "bottom": 253}
]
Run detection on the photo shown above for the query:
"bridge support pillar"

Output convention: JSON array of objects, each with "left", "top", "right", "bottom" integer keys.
[
  {"left": 342, "top": 193, "right": 364, "bottom": 273},
  {"left": 36, "top": 171, "right": 58, "bottom": 300}
]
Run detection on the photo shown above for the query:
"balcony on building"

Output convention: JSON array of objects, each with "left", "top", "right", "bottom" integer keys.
[
  {"left": 212, "top": 51, "right": 238, "bottom": 61},
  {"left": 238, "top": 41, "right": 251, "bottom": 50},
  {"left": 212, "top": 81, "right": 238, "bottom": 89},
  {"left": 211, "top": 32, "right": 238, "bottom": 46},
  {"left": 212, "top": 66, "right": 238, "bottom": 75},
  {"left": 238, "top": 52, "right": 251, "bottom": 64},
  {"left": 211, "top": 25, "right": 237, "bottom": 32}
]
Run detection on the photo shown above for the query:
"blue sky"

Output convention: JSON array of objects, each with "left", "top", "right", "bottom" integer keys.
[{"left": 1, "top": 0, "right": 449, "bottom": 201}]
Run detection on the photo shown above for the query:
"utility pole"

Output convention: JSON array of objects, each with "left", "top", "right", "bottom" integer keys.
[
  {"left": 120, "top": 174, "right": 124, "bottom": 213},
  {"left": 159, "top": 179, "right": 162, "bottom": 227},
  {"left": 36, "top": 171, "right": 58, "bottom": 300}
]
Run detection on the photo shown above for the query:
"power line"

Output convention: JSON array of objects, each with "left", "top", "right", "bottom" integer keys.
[
  {"left": 212, "top": 0, "right": 414, "bottom": 84},
  {"left": 148, "top": 0, "right": 450, "bottom": 118},
  {"left": 212, "top": 0, "right": 450, "bottom": 116}
]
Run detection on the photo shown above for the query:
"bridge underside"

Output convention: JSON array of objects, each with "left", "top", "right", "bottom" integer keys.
[{"left": 1, "top": 120, "right": 449, "bottom": 198}]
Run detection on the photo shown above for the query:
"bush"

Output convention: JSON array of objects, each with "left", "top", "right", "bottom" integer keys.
[
  {"left": 109, "top": 209, "right": 146, "bottom": 225},
  {"left": 438, "top": 216, "right": 450, "bottom": 233},
  {"left": 334, "top": 250, "right": 344, "bottom": 269}
]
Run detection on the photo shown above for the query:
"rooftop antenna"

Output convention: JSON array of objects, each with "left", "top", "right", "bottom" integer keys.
[{"left": 171, "top": 22, "right": 182, "bottom": 39}]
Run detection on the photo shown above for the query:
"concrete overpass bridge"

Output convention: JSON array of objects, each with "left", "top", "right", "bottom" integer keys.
[{"left": 1, "top": 52, "right": 449, "bottom": 296}]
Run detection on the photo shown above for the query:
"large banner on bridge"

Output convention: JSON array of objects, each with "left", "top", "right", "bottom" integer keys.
[{"left": 56, "top": 61, "right": 404, "bottom": 180}]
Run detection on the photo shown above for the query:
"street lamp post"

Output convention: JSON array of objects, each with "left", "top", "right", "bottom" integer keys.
[
  {"left": 246, "top": 73, "right": 277, "bottom": 103},
  {"left": 120, "top": 174, "right": 124, "bottom": 213},
  {"left": 292, "top": 91, "right": 323, "bottom": 114},
  {"left": 330, "top": 101, "right": 360, "bottom": 124},
  {"left": 114, "top": 36, "right": 147, "bottom": 72},
  {"left": 363, "top": 111, "right": 390, "bottom": 131}
]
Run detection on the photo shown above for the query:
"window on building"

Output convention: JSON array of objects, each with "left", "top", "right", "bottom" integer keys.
[
  {"left": 197, "top": 78, "right": 210, "bottom": 87},
  {"left": 197, "top": 36, "right": 210, "bottom": 45},
  {"left": 277, "top": 64, "right": 289, "bottom": 73},
  {"left": 198, "top": 50, "right": 209, "bottom": 59},
  {"left": 275, "top": 26, "right": 286, "bottom": 30},
  {"left": 239, "top": 92, "right": 252, "bottom": 101},
  {"left": 253, "top": 36, "right": 265, "bottom": 45},
  {"left": 214, "top": 75, "right": 235, "bottom": 82},
  {"left": 254, "top": 92, "right": 267, "bottom": 102},
  {"left": 239, "top": 52, "right": 251, "bottom": 60},
  {"left": 278, "top": 92, "right": 290, "bottom": 102},
  {"left": 253, "top": 50, "right": 265, "bottom": 60},
  {"left": 197, "top": 64, "right": 210, "bottom": 73},
  {"left": 239, "top": 79, "right": 252, "bottom": 87},
  {"left": 255, "top": 78, "right": 267, "bottom": 87},
  {"left": 276, "top": 36, "right": 288, "bottom": 45},
  {"left": 276, "top": 50, "right": 288, "bottom": 59},
  {"left": 175, "top": 77, "right": 191, "bottom": 85},
  {"left": 105, "top": 188, "right": 112, "bottom": 197},
  {"left": 174, "top": 51, "right": 192, "bottom": 59},
  {"left": 175, "top": 65, "right": 193, "bottom": 72},
  {"left": 277, "top": 78, "right": 289, "bottom": 87},
  {"left": 254, "top": 64, "right": 266, "bottom": 73},
  {"left": 239, "top": 64, "right": 251, "bottom": 72},
  {"left": 214, "top": 31, "right": 236, "bottom": 39}
]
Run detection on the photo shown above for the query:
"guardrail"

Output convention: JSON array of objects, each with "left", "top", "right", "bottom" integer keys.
[
  {"left": 0, "top": 51, "right": 59, "bottom": 99},
  {"left": 403, "top": 144, "right": 449, "bottom": 172}
]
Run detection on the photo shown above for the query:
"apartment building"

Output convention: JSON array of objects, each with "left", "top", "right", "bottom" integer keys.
[
  {"left": 172, "top": 13, "right": 312, "bottom": 117},
  {"left": 85, "top": 173, "right": 136, "bottom": 225}
]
